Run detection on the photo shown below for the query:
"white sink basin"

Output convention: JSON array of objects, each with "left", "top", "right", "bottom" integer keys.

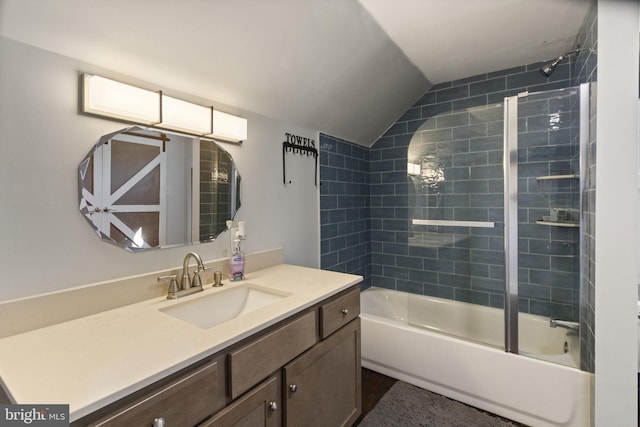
[{"left": 160, "top": 284, "right": 291, "bottom": 329}]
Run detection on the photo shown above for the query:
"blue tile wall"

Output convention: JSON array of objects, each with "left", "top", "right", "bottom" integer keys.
[
  {"left": 318, "top": 0, "right": 597, "bottom": 372},
  {"left": 368, "top": 54, "right": 581, "bottom": 316},
  {"left": 319, "top": 134, "right": 370, "bottom": 285}
]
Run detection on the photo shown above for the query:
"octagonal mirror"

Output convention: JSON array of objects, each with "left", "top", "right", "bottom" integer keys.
[{"left": 78, "top": 126, "right": 241, "bottom": 251}]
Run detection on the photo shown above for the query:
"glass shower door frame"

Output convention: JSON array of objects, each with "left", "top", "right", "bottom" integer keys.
[
  {"left": 503, "top": 83, "right": 589, "bottom": 355},
  {"left": 503, "top": 93, "right": 520, "bottom": 354}
]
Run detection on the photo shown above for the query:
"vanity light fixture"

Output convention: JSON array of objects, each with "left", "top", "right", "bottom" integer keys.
[
  {"left": 159, "top": 95, "right": 212, "bottom": 135},
  {"left": 210, "top": 110, "right": 248, "bottom": 142},
  {"left": 81, "top": 73, "right": 248, "bottom": 142},
  {"left": 82, "top": 74, "right": 161, "bottom": 125}
]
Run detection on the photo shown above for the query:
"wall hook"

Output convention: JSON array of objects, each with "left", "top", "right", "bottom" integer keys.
[{"left": 282, "top": 141, "right": 318, "bottom": 186}]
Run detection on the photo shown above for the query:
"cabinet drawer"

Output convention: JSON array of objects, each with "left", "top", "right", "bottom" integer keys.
[
  {"left": 320, "top": 287, "right": 360, "bottom": 339},
  {"left": 229, "top": 310, "right": 317, "bottom": 399},
  {"left": 90, "top": 360, "right": 220, "bottom": 427}
]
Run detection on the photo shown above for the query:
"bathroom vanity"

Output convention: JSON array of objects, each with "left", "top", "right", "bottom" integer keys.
[{"left": 0, "top": 263, "right": 362, "bottom": 427}]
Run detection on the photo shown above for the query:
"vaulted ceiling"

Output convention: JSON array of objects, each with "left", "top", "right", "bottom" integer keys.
[{"left": 0, "top": 0, "right": 590, "bottom": 146}]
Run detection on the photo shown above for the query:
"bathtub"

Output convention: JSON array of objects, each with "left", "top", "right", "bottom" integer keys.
[{"left": 360, "top": 287, "right": 593, "bottom": 427}]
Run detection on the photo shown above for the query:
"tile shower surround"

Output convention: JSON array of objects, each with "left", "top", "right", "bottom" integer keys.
[
  {"left": 320, "top": 134, "right": 370, "bottom": 284},
  {"left": 321, "top": 0, "right": 596, "bottom": 372},
  {"left": 322, "top": 58, "right": 579, "bottom": 315}
]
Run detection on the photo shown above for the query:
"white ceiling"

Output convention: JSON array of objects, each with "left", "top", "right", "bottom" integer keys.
[
  {"left": 358, "top": 0, "right": 591, "bottom": 85},
  {"left": 0, "top": 0, "right": 590, "bottom": 146}
]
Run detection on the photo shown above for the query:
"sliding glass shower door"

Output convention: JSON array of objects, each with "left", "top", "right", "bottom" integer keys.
[
  {"left": 407, "top": 83, "right": 588, "bottom": 368},
  {"left": 505, "top": 85, "right": 586, "bottom": 365},
  {"left": 407, "top": 101, "right": 507, "bottom": 350}
]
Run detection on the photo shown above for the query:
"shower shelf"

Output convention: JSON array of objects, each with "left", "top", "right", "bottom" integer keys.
[
  {"left": 535, "top": 220, "right": 579, "bottom": 228},
  {"left": 536, "top": 174, "right": 579, "bottom": 181}
]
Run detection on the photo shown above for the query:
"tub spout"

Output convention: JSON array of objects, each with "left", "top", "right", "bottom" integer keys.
[{"left": 549, "top": 318, "right": 579, "bottom": 332}]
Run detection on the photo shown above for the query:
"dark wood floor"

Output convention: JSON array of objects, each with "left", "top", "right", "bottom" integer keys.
[{"left": 356, "top": 368, "right": 397, "bottom": 424}]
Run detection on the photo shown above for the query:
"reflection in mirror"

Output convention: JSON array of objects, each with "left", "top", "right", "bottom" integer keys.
[{"left": 78, "top": 126, "right": 241, "bottom": 251}]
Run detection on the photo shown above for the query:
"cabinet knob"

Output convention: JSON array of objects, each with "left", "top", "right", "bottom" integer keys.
[
  {"left": 289, "top": 384, "right": 298, "bottom": 393},
  {"left": 153, "top": 417, "right": 166, "bottom": 427},
  {"left": 341, "top": 308, "right": 349, "bottom": 315},
  {"left": 269, "top": 401, "right": 278, "bottom": 411}
]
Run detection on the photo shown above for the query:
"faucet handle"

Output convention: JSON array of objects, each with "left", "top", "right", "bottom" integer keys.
[
  {"left": 191, "top": 270, "right": 204, "bottom": 289},
  {"left": 157, "top": 275, "right": 179, "bottom": 299},
  {"left": 191, "top": 265, "right": 212, "bottom": 289}
]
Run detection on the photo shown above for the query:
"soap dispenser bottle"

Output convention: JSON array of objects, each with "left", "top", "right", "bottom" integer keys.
[{"left": 230, "top": 239, "right": 245, "bottom": 281}]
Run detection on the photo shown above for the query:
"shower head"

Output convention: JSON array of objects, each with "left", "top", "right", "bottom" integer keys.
[
  {"left": 540, "top": 57, "right": 562, "bottom": 77},
  {"left": 540, "top": 48, "right": 581, "bottom": 77}
]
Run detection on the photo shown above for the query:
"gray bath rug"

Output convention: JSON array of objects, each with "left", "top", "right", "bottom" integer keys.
[{"left": 358, "top": 381, "right": 521, "bottom": 427}]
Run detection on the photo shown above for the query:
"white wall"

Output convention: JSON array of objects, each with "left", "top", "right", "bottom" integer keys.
[
  {"left": 594, "top": 1, "right": 639, "bottom": 425},
  {"left": 0, "top": 36, "right": 320, "bottom": 301}
]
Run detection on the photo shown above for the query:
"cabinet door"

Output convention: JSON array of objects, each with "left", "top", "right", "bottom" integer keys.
[
  {"left": 283, "top": 319, "right": 361, "bottom": 427},
  {"left": 202, "top": 375, "right": 281, "bottom": 427}
]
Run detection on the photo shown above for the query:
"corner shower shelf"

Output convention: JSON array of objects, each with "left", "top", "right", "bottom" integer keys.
[
  {"left": 535, "top": 220, "right": 579, "bottom": 228},
  {"left": 536, "top": 174, "right": 579, "bottom": 181}
]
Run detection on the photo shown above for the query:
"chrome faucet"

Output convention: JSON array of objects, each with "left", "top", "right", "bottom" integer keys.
[
  {"left": 180, "top": 252, "right": 207, "bottom": 290},
  {"left": 549, "top": 318, "right": 579, "bottom": 332},
  {"left": 157, "top": 252, "right": 210, "bottom": 299}
]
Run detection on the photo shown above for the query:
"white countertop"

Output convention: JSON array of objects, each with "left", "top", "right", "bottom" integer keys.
[{"left": 0, "top": 264, "right": 362, "bottom": 421}]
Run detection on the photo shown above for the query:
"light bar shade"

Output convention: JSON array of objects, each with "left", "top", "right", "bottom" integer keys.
[
  {"left": 83, "top": 74, "right": 160, "bottom": 124},
  {"left": 160, "top": 95, "right": 212, "bottom": 135},
  {"left": 82, "top": 74, "right": 247, "bottom": 142},
  {"left": 209, "top": 110, "right": 248, "bottom": 142}
]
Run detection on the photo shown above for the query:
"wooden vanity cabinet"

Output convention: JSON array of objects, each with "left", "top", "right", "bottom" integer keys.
[
  {"left": 74, "top": 286, "right": 360, "bottom": 427},
  {"left": 284, "top": 318, "right": 361, "bottom": 427},
  {"left": 282, "top": 286, "right": 361, "bottom": 427},
  {"left": 81, "top": 358, "right": 225, "bottom": 427}
]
